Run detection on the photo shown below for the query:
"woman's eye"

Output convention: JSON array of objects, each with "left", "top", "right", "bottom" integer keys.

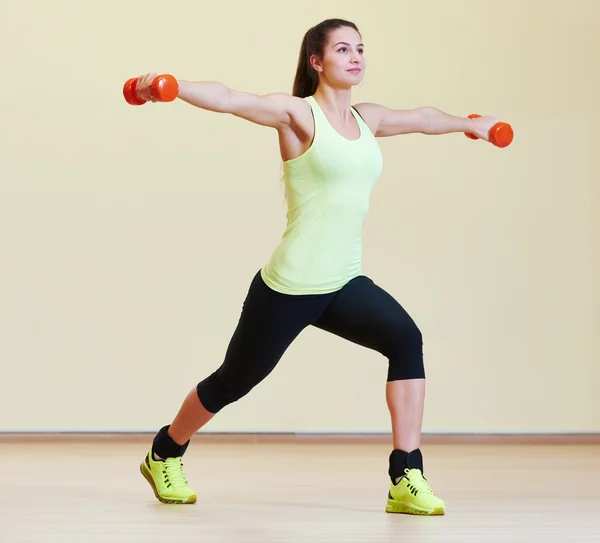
[{"left": 338, "top": 47, "right": 364, "bottom": 54}]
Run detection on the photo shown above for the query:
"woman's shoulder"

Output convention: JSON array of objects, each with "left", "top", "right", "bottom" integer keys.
[
  {"left": 264, "top": 92, "right": 312, "bottom": 119},
  {"left": 352, "top": 102, "right": 386, "bottom": 136}
]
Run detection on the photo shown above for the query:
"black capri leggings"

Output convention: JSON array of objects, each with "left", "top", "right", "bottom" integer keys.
[{"left": 196, "top": 270, "right": 425, "bottom": 413}]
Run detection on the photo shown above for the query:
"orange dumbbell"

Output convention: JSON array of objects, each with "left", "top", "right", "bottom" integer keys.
[
  {"left": 123, "top": 74, "right": 179, "bottom": 106},
  {"left": 465, "top": 114, "right": 514, "bottom": 148}
]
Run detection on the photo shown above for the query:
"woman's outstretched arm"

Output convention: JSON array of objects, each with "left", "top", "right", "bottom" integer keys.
[
  {"left": 354, "top": 102, "right": 498, "bottom": 141},
  {"left": 134, "top": 72, "right": 301, "bottom": 129}
]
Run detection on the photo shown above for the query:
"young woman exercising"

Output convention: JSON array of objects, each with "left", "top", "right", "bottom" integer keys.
[{"left": 131, "top": 18, "right": 505, "bottom": 516}]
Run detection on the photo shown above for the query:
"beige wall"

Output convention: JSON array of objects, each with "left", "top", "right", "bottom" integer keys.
[{"left": 1, "top": 0, "right": 598, "bottom": 433}]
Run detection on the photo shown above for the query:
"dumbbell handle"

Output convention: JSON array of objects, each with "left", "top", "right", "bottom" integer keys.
[
  {"left": 123, "top": 74, "right": 179, "bottom": 106},
  {"left": 465, "top": 114, "right": 514, "bottom": 148}
]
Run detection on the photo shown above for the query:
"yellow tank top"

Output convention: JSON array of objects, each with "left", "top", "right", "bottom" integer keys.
[{"left": 261, "top": 95, "right": 383, "bottom": 294}]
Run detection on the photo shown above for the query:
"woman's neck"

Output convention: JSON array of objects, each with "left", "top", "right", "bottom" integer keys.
[{"left": 312, "top": 86, "right": 353, "bottom": 121}]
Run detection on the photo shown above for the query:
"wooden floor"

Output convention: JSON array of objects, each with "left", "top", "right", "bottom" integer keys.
[{"left": 1, "top": 437, "right": 599, "bottom": 542}]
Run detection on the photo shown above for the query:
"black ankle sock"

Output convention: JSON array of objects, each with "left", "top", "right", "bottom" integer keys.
[
  {"left": 388, "top": 448, "right": 424, "bottom": 482},
  {"left": 152, "top": 425, "right": 190, "bottom": 460}
]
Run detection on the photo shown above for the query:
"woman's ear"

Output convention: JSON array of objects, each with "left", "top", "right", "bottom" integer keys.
[{"left": 309, "top": 54, "right": 323, "bottom": 73}]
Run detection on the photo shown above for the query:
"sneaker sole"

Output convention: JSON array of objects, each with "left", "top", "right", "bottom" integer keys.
[
  {"left": 139, "top": 462, "right": 197, "bottom": 505},
  {"left": 385, "top": 498, "right": 445, "bottom": 516}
]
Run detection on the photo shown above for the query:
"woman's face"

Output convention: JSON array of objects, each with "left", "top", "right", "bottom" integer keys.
[{"left": 312, "top": 26, "right": 365, "bottom": 89}]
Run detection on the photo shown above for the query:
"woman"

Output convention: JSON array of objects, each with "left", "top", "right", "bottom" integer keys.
[{"left": 135, "top": 18, "right": 498, "bottom": 516}]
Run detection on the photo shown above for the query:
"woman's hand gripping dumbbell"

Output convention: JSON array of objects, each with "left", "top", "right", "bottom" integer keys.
[
  {"left": 123, "top": 72, "right": 179, "bottom": 106},
  {"left": 464, "top": 114, "right": 514, "bottom": 148}
]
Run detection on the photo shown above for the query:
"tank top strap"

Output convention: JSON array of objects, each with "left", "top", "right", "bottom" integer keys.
[
  {"left": 304, "top": 95, "right": 329, "bottom": 128},
  {"left": 350, "top": 105, "right": 371, "bottom": 133}
]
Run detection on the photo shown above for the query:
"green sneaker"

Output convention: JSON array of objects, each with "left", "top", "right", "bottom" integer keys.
[
  {"left": 385, "top": 468, "right": 445, "bottom": 515},
  {"left": 140, "top": 449, "right": 197, "bottom": 504}
]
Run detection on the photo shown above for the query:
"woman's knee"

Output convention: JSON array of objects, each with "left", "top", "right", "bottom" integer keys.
[
  {"left": 386, "top": 321, "right": 425, "bottom": 381},
  {"left": 196, "top": 371, "right": 235, "bottom": 414},
  {"left": 195, "top": 363, "right": 274, "bottom": 414}
]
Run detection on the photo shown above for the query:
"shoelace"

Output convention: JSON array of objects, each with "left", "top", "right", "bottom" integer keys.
[
  {"left": 403, "top": 468, "right": 434, "bottom": 495},
  {"left": 162, "top": 457, "right": 188, "bottom": 488}
]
